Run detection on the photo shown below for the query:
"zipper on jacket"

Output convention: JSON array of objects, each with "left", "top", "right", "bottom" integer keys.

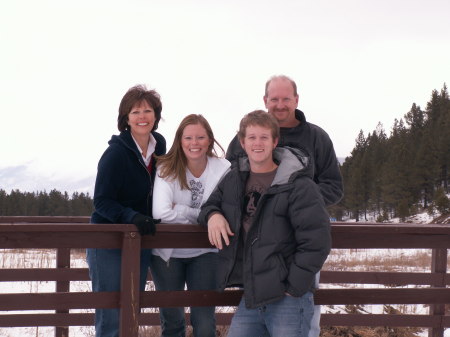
[
  {"left": 121, "top": 133, "right": 155, "bottom": 217},
  {"left": 243, "top": 192, "right": 270, "bottom": 308},
  {"left": 136, "top": 154, "right": 153, "bottom": 216},
  {"left": 245, "top": 237, "right": 257, "bottom": 308}
]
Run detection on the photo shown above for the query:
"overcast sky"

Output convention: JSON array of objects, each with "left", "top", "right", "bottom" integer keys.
[{"left": 1, "top": 0, "right": 449, "bottom": 193}]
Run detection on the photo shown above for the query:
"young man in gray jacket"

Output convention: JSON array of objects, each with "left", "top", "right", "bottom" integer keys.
[
  {"left": 226, "top": 75, "right": 343, "bottom": 336},
  {"left": 199, "top": 110, "right": 331, "bottom": 337}
]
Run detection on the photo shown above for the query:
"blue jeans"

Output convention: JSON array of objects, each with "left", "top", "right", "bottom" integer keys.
[
  {"left": 149, "top": 253, "right": 218, "bottom": 337},
  {"left": 86, "top": 248, "right": 152, "bottom": 337},
  {"left": 309, "top": 272, "right": 321, "bottom": 337},
  {"left": 227, "top": 292, "right": 314, "bottom": 337}
]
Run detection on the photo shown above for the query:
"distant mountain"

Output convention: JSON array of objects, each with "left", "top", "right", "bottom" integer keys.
[
  {"left": 0, "top": 164, "right": 95, "bottom": 195},
  {"left": 2, "top": 157, "right": 346, "bottom": 195}
]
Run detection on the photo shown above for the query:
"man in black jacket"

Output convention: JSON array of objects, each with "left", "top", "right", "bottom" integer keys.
[
  {"left": 226, "top": 75, "right": 343, "bottom": 336},
  {"left": 199, "top": 111, "right": 331, "bottom": 337},
  {"left": 226, "top": 75, "right": 343, "bottom": 206}
]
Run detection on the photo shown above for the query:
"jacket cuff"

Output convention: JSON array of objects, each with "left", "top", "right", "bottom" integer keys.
[
  {"left": 124, "top": 210, "right": 138, "bottom": 224},
  {"left": 286, "top": 283, "right": 301, "bottom": 297},
  {"left": 207, "top": 211, "right": 222, "bottom": 221}
]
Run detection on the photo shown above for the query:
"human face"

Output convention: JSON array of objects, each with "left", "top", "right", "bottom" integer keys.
[
  {"left": 181, "top": 123, "right": 211, "bottom": 164},
  {"left": 127, "top": 100, "right": 156, "bottom": 139},
  {"left": 240, "top": 125, "right": 278, "bottom": 173},
  {"left": 263, "top": 78, "right": 299, "bottom": 127}
]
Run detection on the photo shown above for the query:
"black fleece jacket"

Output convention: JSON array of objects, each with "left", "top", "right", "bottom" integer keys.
[{"left": 91, "top": 129, "right": 166, "bottom": 224}]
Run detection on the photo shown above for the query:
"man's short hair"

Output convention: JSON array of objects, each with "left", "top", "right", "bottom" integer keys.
[
  {"left": 264, "top": 75, "right": 298, "bottom": 97},
  {"left": 238, "top": 110, "right": 280, "bottom": 141}
]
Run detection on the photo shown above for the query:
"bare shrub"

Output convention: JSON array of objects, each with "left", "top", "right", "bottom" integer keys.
[
  {"left": 321, "top": 305, "right": 424, "bottom": 337},
  {"left": 321, "top": 325, "right": 423, "bottom": 337},
  {"left": 323, "top": 249, "right": 434, "bottom": 272}
]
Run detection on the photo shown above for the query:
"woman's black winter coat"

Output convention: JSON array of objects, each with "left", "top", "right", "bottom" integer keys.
[{"left": 91, "top": 129, "right": 166, "bottom": 225}]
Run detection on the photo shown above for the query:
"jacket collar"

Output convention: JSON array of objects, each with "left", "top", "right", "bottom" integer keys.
[
  {"left": 236, "top": 147, "right": 312, "bottom": 185},
  {"left": 294, "top": 109, "right": 307, "bottom": 125}
]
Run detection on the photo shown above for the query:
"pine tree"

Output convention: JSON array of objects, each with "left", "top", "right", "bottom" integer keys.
[
  {"left": 436, "top": 84, "right": 450, "bottom": 192},
  {"left": 0, "top": 189, "right": 7, "bottom": 215},
  {"left": 367, "top": 124, "right": 387, "bottom": 216},
  {"left": 341, "top": 130, "right": 368, "bottom": 221},
  {"left": 433, "top": 187, "right": 450, "bottom": 214}
]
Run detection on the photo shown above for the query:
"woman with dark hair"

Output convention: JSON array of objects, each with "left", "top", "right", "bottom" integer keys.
[
  {"left": 151, "top": 114, "right": 230, "bottom": 337},
  {"left": 87, "top": 84, "right": 166, "bottom": 337}
]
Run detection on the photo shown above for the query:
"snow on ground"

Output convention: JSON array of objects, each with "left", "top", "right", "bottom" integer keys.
[
  {"left": 0, "top": 249, "right": 94, "bottom": 337},
  {"left": 390, "top": 211, "right": 437, "bottom": 224},
  {"left": 343, "top": 207, "right": 443, "bottom": 224}
]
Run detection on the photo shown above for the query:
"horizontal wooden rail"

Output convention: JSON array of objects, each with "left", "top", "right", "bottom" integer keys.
[
  {"left": 1, "top": 221, "right": 450, "bottom": 248},
  {"left": 320, "top": 271, "right": 450, "bottom": 286},
  {"left": 2, "top": 288, "right": 449, "bottom": 312},
  {"left": 1, "top": 312, "right": 447, "bottom": 329},
  {"left": 0, "top": 217, "right": 449, "bottom": 337},
  {"left": 1, "top": 269, "right": 449, "bottom": 286},
  {"left": 0, "top": 268, "right": 90, "bottom": 281}
]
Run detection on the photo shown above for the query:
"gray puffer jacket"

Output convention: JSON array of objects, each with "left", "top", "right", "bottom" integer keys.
[{"left": 198, "top": 147, "right": 331, "bottom": 308}]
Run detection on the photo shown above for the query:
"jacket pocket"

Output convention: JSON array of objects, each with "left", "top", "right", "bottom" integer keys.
[{"left": 277, "top": 254, "right": 288, "bottom": 282}]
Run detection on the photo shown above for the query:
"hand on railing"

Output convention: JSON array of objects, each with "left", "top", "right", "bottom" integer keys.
[
  {"left": 131, "top": 214, "right": 161, "bottom": 236},
  {"left": 207, "top": 213, "right": 234, "bottom": 249}
]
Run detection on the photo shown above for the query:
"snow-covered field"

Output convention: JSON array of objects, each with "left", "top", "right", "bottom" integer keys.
[
  {"left": 0, "top": 249, "right": 95, "bottom": 337},
  {"left": 1, "top": 210, "right": 449, "bottom": 337}
]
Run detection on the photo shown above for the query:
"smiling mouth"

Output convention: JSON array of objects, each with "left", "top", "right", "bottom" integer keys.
[
  {"left": 190, "top": 149, "right": 201, "bottom": 152},
  {"left": 137, "top": 123, "right": 149, "bottom": 126}
]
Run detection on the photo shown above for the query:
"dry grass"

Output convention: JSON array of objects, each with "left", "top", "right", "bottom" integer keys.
[
  {"left": 321, "top": 325, "right": 423, "bottom": 337},
  {"left": 323, "top": 249, "right": 436, "bottom": 272},
  {"left": 0, "top": 248, "right": 56, "bottom": 268},
  {"left": 320, "top": 305, "right": 426, "bottom": 337}
]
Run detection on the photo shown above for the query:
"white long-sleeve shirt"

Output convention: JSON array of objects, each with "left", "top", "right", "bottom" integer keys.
[{"left": 152, "top": 156, "right": 231, "bottom": 261}]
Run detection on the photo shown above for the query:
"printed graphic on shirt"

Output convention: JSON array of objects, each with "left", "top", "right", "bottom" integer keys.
[
  {"left": 189, "top": 179, "right": 204, "bottom": 209},
  {"left": 242, "top": 169, "right": 277, "bottom": 233},
  {"left": 243, "top": 184, "right": 265, "bottom": 233},
  {"left": 245, "top": 187, "right": 263, "bottom": 219}
]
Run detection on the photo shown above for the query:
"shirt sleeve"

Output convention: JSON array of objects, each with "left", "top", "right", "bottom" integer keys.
[
  {"left": 93, "top": 146, "right": 138, "bottom": 224},
  {"left": 152, "top": 172, "right": 193, "bottom": 224}
]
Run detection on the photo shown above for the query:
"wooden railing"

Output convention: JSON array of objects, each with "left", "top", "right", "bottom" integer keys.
[{"left": 0, "top": 216, "right": 449, "bottom": 337}]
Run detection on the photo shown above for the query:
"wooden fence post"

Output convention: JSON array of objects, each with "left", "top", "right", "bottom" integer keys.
[
  {"left": 119, "top": 231, "right": 141, "bottom": 337},
  {"left": 429, "top": 248, "right": 448, "bottom": 337},
  {"left": 55, "top": 248, "right": 70, "bottom": 337}
]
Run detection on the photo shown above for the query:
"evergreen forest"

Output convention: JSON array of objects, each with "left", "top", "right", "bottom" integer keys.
[
  {"left": 331, "top": 84, "right": 450, "bottom": 221},
  {"left": 0, "top": 189, "right": 93, "bottom": 216},
  {"left": 1, "top": 85, "right": 449, "bottom": 221}
]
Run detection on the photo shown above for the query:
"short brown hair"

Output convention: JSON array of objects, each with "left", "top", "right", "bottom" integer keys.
[
  {"left": 157, "top": 114, "right": 224, "bottom": 190},
  {"left": 117, "top": 85, "right": 162, "bottom": 132},
  {"left": 237, "top": 110, "right": 280, "bottom": 141},
  {"left": 264, "top": 75, "right": 298, "bottom": 97}
]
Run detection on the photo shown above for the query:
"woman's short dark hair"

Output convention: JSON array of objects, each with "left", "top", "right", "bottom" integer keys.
[{"left": 117, "top": 84, "right": 162, "bottom": 132}]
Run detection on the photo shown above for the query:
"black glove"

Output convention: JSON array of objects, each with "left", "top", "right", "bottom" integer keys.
[{"left": 131, "top": 214, "right": 160, "bottom": 236}]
